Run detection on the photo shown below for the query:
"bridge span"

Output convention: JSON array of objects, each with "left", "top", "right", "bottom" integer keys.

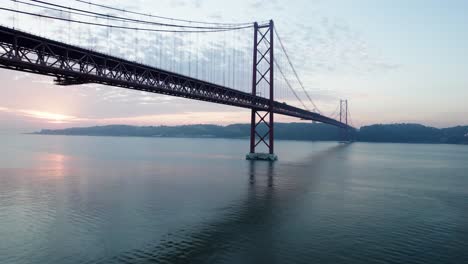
[{"left": 0, "top": 20, "right": 354, "bottom": 160}]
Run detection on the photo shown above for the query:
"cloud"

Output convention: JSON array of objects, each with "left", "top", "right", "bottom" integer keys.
[
  {"left": 251, "top": 0, "right": 279, "bottom": 9},
  {"left": 37, "top": 8, "right": 70, "bottom": 19},
  {"left": 12, "top": 73, "right": 31, "bottom": 81},
  {"left": 0, "top": 106, "right": 78, "bottom": 124},
  {"left": 19, "top": 110, "right": 77, "bottom": 124},
  {"left": 191, "top": 0, "right": 204, "bottom": 8},
  {"left": 275, "top": 14, "right": 400, "bottom": 80}
]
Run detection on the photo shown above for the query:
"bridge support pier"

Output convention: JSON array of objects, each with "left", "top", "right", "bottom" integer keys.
[{"left": 246, "top": 20, "right": 277, "bottom": 161}]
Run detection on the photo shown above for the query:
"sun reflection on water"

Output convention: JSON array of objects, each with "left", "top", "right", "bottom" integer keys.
[{"left": 35, "top": 152, "right": 71, "bottom": 179}]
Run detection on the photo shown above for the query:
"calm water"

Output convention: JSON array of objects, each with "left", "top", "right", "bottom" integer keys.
[{"left": 0, "top": 134, "right": 467, "bottom": 264}]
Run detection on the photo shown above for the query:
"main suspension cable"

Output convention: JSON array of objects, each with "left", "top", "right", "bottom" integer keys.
[
  {"left": 23, "top": 0, "right": 253, "bottom": 30},
  {"left": 274, "top": 28, "right": 322, "bottom": 114},
  {"left": 0, "top": 7, "right": 252, "bottom": 33},
  {"left": 274, "top": 62, "right": 310, "bottom": 111},
  {"left": 73, "top": 0, "right": 254, "bottom": 26}
]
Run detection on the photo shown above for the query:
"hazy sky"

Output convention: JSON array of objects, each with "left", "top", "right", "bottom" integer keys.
[{"left": 0, "top": 0, "right": 467, "bottom": 132}]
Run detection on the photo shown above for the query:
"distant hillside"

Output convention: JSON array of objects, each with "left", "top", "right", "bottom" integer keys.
[
  {"left": 358, "top": 124, "right": 442, "bottom": 143},
  {"left": 34, "top": 123, "right": 348, "bottom": 141},
  {"left": 34, "top": 123, "right": 468, "bottom": 144},
  {"left": 358, "top": 124, "right": 468, "bottom": 144}
]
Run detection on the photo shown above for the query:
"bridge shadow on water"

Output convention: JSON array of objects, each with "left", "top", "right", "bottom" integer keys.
[{"left": 94, "top": 144, "right": 352, "bottom": 264}]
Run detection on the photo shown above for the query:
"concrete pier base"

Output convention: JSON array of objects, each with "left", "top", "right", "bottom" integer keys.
[{"left": 246, "top": 153, "right": 278, "bottom": 161}]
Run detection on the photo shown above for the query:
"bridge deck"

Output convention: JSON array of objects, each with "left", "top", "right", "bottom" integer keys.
[{"left": 0, "top": 25, "right": 351, "bottom": 129}]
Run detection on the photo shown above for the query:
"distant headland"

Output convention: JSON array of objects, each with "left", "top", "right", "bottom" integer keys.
[{"left": 33, "top": 123, "right": 468, "bottom": 145}]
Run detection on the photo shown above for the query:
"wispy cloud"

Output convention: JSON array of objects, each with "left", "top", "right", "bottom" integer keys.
[
  {"left": 278, "top": 16, "right": 400, "bottom": 77},
  {"left": 0, "top": 106, "right": 78, "bottom": 124}
]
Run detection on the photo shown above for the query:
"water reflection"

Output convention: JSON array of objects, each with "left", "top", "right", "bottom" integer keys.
[
  {"left": 97, "top": 144, "right": 350, "bottom": 264},
  {"left": 248, "top": 160, "right": 275, "bottom": 187},
  {"left": 4, "top": 136, "right": 466, "bottom": 264},
  {"left": 35, "top": 152, "right": 70, "bottom": 179}
]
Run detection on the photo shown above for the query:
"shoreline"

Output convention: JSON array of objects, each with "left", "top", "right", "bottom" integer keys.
[{"left": 24, "top": 132, "right": 468, "bottom": 146}]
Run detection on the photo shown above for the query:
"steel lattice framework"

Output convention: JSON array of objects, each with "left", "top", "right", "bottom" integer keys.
[
  {"left": 249, "top": 21, "right": 275, "bottom": 156},
  {"left": 339, "top": 99, "right": 351, "bottom": 141}
]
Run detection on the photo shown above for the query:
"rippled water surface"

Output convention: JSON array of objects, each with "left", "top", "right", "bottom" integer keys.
[{"left": 0, "top": 134, "right": 467, "bottom": 264}]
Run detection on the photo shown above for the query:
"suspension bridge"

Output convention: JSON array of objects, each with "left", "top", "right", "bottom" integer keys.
[{"left": 0, "top": 0, "right": 355, "bottom": 160}]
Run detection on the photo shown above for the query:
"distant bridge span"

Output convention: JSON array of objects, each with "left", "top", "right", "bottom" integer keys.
[{"left": 0, "top": 21, "right": 353, "bottom": 160}]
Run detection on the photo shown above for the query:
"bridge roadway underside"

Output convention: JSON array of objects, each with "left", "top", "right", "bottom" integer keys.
[{"left": 0, "top": 25, "right": 351, "bottom": 129}]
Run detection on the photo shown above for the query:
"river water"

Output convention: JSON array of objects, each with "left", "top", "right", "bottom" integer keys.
[{"left": 0, "top": 134, "right": 467, "bottom": 264}]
